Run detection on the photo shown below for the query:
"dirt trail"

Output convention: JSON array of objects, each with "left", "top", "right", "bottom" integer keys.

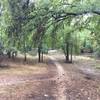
[
  {"left": 48, "top": 56, "right": 70, "bottom": 100},
  {"left": 52, "top": 54, "right": 100, "bottom": 100},
  {"left": 0, "top": 54, "right": 100, "bottom": 100}
]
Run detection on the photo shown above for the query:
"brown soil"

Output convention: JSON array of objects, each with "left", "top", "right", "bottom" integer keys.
[
  {"left": 0, "top": 56, "right": 57, "bottom": 100},
  {"left": 52, "top": 54, "right": 100, "bottom": 100},
  {"left": 0, "top": 54, "right": 100, "bottom": 100}
]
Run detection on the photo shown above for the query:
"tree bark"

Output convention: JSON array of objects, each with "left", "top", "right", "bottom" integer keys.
[
  {"left": 38, "top": 46, "right": 41, "bottom": 63},
  {"left": 66, "top": 42, "right": 69, "bottom": 62},
  {"left": 24, "top": 39, "right": 27, "bottom": 62},
  {"left": 7, "top": 51, "right": 11, "bottom": 59},
  {"left": 70, "top": 44, "right": 73, "bottom": 63},
  {"left": 24, "top": 52, "right": 27, "bottom": 62},
  {"left": 41, "top": 51, "right": 43, "bottom": 62}
]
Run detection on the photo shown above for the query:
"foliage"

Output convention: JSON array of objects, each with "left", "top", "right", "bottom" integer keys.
[{"left": 0, "top": 0, "right": 100, "bottom": 60}]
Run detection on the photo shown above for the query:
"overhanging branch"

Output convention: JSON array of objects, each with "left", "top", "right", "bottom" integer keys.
[{"left": 52, "top": 10, "right": 100, "bottom": 22}]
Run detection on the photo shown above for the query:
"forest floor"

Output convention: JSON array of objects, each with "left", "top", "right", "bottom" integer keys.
[{"left": 0, "top": 53, "right": 100, "bottom": 100}]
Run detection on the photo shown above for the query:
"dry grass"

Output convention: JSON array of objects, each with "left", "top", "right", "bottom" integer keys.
[
  {"left": 0, "top": 64, "right": 48, "bottom": 76},
  {"left": 0, "top": 55, "right": 57, "bottom": 100},
  {"left": 0, "top": 55, "right": 48, "bottom": 76}
]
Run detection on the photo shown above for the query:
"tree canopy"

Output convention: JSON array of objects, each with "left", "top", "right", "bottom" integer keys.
[{"left": 0, "top": 0, "right": 100, "bottom": 62}]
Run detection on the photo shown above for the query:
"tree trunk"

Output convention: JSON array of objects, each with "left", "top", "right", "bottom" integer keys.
[
  {"left": 24, "top": 39, "right": 27, "bottom": 62},
  {"left": 41, "top": 51, "right": 43, "bottom": 62},
  {"left": 70, "top": 44, "right": 73, "bottom": 63},
  {"left": 7, "top": 51, "right": 11, "bottom": 59},
  {"left": 12, "top": 52, "right": 14, "bottom": 60},
  {"left": 66, "top": 42, "right": 69, "bottom": 62},
  {"left": 65, "top": 55, "right": 68, "bottom": 62},
  {"left": 24, "top": 52, "right": 27, "bottom": 62},
  {"left": 38, "top": 46, "right": 41, "bottom": 62}
]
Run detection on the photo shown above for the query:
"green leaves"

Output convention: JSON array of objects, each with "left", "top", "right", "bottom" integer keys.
[{"left": 0, "top": 0, "right": 100, "bottom": 56}]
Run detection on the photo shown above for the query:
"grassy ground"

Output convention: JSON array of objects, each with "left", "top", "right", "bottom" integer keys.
[
  {"left": 0, "top": 53, "right": 100, "bottom": 100},
  {"left": 0, "top": 55, "right": 57, "bottom": 100}
]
